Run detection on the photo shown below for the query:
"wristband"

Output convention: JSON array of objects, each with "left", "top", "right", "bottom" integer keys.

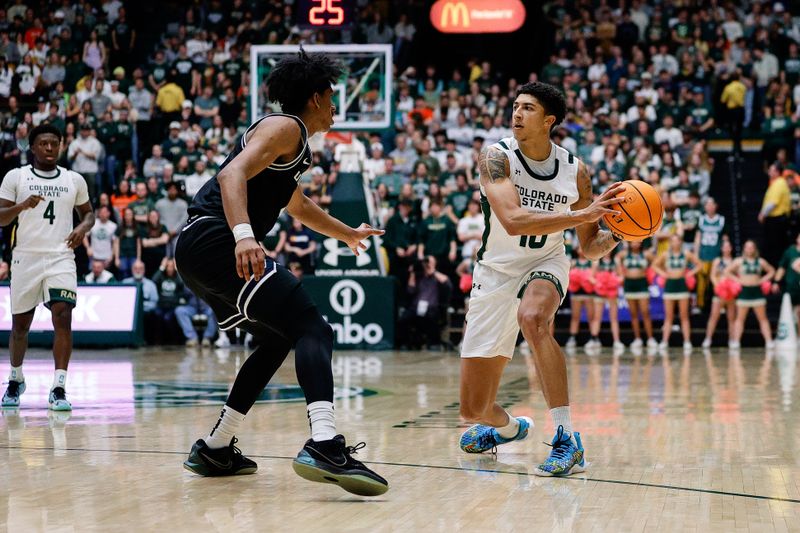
[{"left": 232, "top": 223, "right": 255, "bottom": 242}]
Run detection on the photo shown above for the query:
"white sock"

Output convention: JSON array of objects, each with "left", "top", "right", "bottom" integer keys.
[
  {"left": 307, "top": 400, "right": 336, "bottom": 442},
  {"left": 495, "top": 412, "right": 520, "bottom": 439},
  {"left": 9, "top": 365, "right": 23, "bottom": 382},
  {"left": 550, "top": 406, "right": 573, "bottom": 435},
  {"left": 52, "top": 369, "right": 67, "bottom": 391},
  {"left": 205, "top": 405, "right": 246, "bottom": 449}
]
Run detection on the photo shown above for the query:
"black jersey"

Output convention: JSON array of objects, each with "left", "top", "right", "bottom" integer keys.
[{"left": 188, "top": 113, "right": 312, "bottom": 239}]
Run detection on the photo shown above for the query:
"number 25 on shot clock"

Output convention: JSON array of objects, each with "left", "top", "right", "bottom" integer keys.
[{"left": 309, "top": 0, "right": 344, "bottom": 25}]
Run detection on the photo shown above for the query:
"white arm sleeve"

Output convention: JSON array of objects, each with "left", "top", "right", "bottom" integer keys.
[{"left": 0, "top": 169, "right": 19, "bottom": 203}]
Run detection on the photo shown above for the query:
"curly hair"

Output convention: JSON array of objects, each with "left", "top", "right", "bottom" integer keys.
[
  {"left": 266, "top": 47, "right": 345, "bottom": 115},
  {"left": 29, "top": 123, "right": 63, "bottom": 145},
  {"left": 516, "top": 82, "right": 566, "bottom": 132}
]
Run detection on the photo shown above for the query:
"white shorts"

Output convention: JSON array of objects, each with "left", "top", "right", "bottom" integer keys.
[
  {"left": 10, "top": 251, "right": 77, "bottom": 314},
  {"left": 461, "top": 256, "right": 569, "bottom": 360}
]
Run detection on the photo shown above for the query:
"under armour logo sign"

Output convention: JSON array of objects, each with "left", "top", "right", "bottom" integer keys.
[
  {"left": 472, "top": 283, "right": 482, "bottom": 290},
  {"left": 322, "top": 238, "right": 372, "bottom": 267},
  {"left": 515, "top": 169, "right": 521, "bottom": 175}
]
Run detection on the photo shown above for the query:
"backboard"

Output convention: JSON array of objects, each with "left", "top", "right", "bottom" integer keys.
[{"left": 250, "top": 44, "right": 393, "bottom": 130}]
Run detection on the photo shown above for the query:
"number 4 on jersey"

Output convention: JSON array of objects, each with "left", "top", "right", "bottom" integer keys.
[
  {"left": 43, "top": 200, "right": 55, "bottom": 224},
  {"left": 519, "top": 235, "right": 547, "bottom": 249}
]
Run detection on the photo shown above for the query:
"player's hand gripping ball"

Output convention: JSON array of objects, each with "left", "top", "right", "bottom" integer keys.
[{"left": 602, "top": 180, "right": 663, "bottom": 241}]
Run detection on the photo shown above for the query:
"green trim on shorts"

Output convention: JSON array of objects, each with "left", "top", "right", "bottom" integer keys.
[
  {"left": 45, "top": 288, "right": 76, "bottom": 309},
  {"left": 517, "top": 271, "right": 564, "bottom": 301}
]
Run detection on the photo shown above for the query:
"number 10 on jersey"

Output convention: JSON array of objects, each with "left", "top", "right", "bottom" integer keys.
[{"left": 519, "top": 235, "right": 547, "bottom": 249}]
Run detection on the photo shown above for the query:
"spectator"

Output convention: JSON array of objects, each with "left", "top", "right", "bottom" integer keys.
[
  {"left": 193, "top": 85, "right": 219, "bottom": 130},
  {"left": 114, "top": 207, "right": 140, "bottom": 279},
  {"left": 140, "top": 209, "right": 170, "bottom": 276},
  {"left": 122, "top": 259, "right": 159, "bottom": 344},
  {"left": 417, "top": 200, "right": 457, "bottom": 277},
  {"left": 653, "top": 115, "right": 682, "bottom": 150},
  {"left": 128, "top": 181, "right": 153, "bottom": 226},
  {"left": 396, "top": 256, "right": 452, "bottom": 349},
  {"left": 67, "top": 123, "right": 103, "bottom": 200},
  {"left": 84, "top": 205, "right": 117, "bottom": 268},
  {"left": 720, "top": 72, "right": 746, "bottom": 158},
  {"left": 389, "top": 133, "right": 417, "bottom": 176},
  {"left": 143, "top": 144, "right": 169, "bottom": 179},
  {"left": 760, "top": 163, "right": 792, "bottom": 267},
  {"left": 183, "top": 159, "right": 213, "bottom": 198},
  {"left": 111, "top": 179, "right": 136, "bottom": 214},
  {"left": 152, "top": 257, "right": 185, "bottom": 344},
  {"left": 155, "top": 182, "right": 188, "bottom": 254},
  {"left": 457, "top": 199, "right": 485, "bottom": 261},
  {"left": 84, "top": 258, "right": 115, "bottom": 283},
  {"left": 384, "top": 199, "right": 417, "bottom": 282},
  {"left": 285, "top": 217, "right": 317, "bottom": 275},
  {"left": 175, "top": 291, "right": 218, "bottom": 348}
]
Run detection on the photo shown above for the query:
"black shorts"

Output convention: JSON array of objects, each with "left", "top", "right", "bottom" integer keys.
[{"left": 174, "top": 216, "right": 315, "bottom": 338}]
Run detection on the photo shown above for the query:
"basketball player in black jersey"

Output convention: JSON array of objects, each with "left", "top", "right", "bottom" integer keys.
[{"left": 176, "top": 50, "right": 388, "bottom": 496}]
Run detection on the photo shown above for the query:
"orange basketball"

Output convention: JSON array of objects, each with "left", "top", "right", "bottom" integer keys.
[{"left": 602, "top": 180, "right": 663, "bottom": 241}]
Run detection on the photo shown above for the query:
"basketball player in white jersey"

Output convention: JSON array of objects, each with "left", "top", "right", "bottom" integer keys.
[
  {"left": 0, "top": 124, "right": 94, "bottom": 411},
  {"left": 458, "top": 82, "right": 624, "bottom": 476}
]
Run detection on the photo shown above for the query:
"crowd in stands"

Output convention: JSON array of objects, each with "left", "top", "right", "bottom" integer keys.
[{"left": 0, "top": 1, "right": 799, "bottom": 347}]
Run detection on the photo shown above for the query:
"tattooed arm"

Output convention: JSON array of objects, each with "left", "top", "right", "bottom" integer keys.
[
  {"left": 573, "top": 162, "right": 624, "bottom": 259},
  {"left": 481, "top": 147, "right": 623, "bottom": 242}
]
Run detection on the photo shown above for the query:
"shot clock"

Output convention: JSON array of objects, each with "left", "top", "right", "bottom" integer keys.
[{"left": 296, "top": 0, "right": 355, "bottom": 29}]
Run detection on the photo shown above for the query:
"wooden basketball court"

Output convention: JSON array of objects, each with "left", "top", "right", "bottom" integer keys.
[{"left": 2, "top": 345, "right": 799, "bottom": 531}]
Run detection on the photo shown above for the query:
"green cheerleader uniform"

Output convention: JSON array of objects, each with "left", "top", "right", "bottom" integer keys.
[
  {"left": 663, "top": 251, "right": 690, "bottom": 300},
  {"left": 736, "top": 258, "right": 766, "bottom": 307},
  {"left": 622, "top": 252, "right": 650, "bottom": 300}
]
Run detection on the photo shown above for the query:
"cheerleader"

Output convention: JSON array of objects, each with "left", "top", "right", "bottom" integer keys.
[
  {"left": 726, "top": 240, "right": 775, "bottom": 349},
  {"left": 701, "top": 239, "right": 737, "bottom": 348},
  {"left": 653, "top": 234, "right": 702, "bottom": 352},
  {"left": 617, "top": 241, "right": 657, "bottom": 350},
  {"left": 588, "top": 251, "right": 623, "bottom": 352},
  {"left": 566, "top": 247, "right": 595, "bottom": 350}
]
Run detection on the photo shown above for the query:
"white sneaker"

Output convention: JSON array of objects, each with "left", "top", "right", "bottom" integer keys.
[
  {"left": 613, "top": 341, "right": 625, "bottom": 352},
  {"left": 201, "top": 338, "right": 211, "bottom": 348},
  {"left": 565, "top": 336, "right": 577, "bottom": 348},
  {"left": 215, "top": 332, "right": 231, "bottom": 348},
  {"left": 728, "top": 340, "right": 740, "bottom": 349},
  {"left": 701, "top": 338, "right": 712, "bottom": 349},
  {"left": 766, "top": 340, "right": 776, "bottom": 350},
  {"left": 630, "top": 338, "right": 643, "bottom": 349},
  {"left": 683, "top": 341, "right": 693, "bottom": 352},
  {"left": 647, "top": 338, "right": 658, "bottom": 349},
  {"left": 185, "top": 338, "right": 199, "bottom": 348},
  {"left": 658, "top": 340, "right": 668, "bottom": 351}
]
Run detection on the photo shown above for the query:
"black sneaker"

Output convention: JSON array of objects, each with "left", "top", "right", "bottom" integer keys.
[
  {"left": 183, "top": 437, "right": 258, "bottom": 476},
  {"left": 292, "top": 435, "right": 389, "bottom": 496},
  {"left": 2, "top": 380, "right": 26, "bottom": 407}
]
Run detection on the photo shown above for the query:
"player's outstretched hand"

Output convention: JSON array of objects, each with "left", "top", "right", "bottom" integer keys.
[
  {"left": 235, "top": 237, "right": 266, "bottom": 280},
  {"left": 581, "top": 182, "right": 625, "bottom": 223},
  {"left": 21, "top": 195, "right": 45, "bottom": 210},
  {"left": 346, "top": 223, "right": 385, "bottom": 256}
]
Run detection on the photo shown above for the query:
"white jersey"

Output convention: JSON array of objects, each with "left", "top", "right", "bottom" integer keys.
[
  {"left": 477, "top": 139, "right": 579, "bottom": 276},
  {"left": 0, "top": 165, "right": 90, "bottom": 254}
]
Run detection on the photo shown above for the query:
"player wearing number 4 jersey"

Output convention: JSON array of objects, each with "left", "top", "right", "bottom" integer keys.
[
  {"left": 0, "top": 124, "right": 94, "bottom": 411},
  {"left": 458, "top": 82, "right": 624, "bottom": 476}
]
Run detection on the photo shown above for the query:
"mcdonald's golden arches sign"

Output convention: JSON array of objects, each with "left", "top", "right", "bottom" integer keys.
[{"left": 430, "top": 0, "right": 526, "bottom": 34}]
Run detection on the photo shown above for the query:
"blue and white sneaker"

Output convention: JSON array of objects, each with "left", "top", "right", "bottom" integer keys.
[
  {"left": 534, "top": 425, "right": 585, "bottom": 477},
  {"left": 459, "top": 416, "right": 533, "bottom": 453},
  {"left": 2, "top": 380, "right": 26, "bottom": 407},
  {"left": 48, "top": 387, "right": 72, "bottom": 411}
]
